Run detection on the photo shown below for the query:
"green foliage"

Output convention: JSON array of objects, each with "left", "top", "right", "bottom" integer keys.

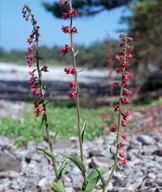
[
  {"left": 62, "top": 154, "right": 86, "bottom": 174},
  {"left": 38, "top": 148, "right": 56, "bottom": 160},
  {"left": 123, "top": 0, "right": 162, "bottom": 72},
  {"left": 50, "top": 179, "right": 66, "bottom": 192},
  {"left": 0, "top": 104, "right": 108, "bottom": 147},
  {"left": 57, "top": 160, "right": 69, "bottom": 180},
  {"left": 0, "top": 40, "right": 120, "bottom": 68},
  {"left": 82, "top": 168, "right": 108, "bottom": 192},
  {"left": 42, "top": 0, "right": 132, "bottom": 18}
]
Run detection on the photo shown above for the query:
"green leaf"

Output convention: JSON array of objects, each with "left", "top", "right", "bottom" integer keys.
[
  {"left": 57, "top": 160, "right": 69, "bottom": 180},
  {"left": 81, "top": 120, "right": 87, "bottom": 143},
  {"left": 52, "top": 132, "right": 58, "bottom": 146},
  {"left": 42, "top": 89, "right": 46, "bottom": 95},
  {"left": 77, "top": 85, "right": 80, "bottom": 94},
  {"left": 38, "top": 148, "right": 55, "bottom": 160},
  {"left": 116, "top": 163, "right": 124, "bottom": 175},
  {"left": 40, "top": 114, "right": 45, "bottom": 127},
  {"left": 50, "top": 179, "right": 66, "bottom": 192},
  {"left": 75, "top": 50, "right": 79, "bottom": 56},
  {"left": 82, "top": 168, "right": 108, "bottom": 192},
  {"left": 62, "top": 154, "right": 86, "bottom": 174},
  {"left": 95, "top": 168, "right": 106, "bottom": 187}
]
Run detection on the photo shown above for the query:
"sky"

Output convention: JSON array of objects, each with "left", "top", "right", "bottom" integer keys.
[{"left": 0, "top": 0, "right": 130, "bottom": 51}]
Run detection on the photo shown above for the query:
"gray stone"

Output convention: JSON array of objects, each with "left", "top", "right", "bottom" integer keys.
[
  {"left": 137, "top": 135, "right": 155, "bottom": 145},
  {"left": 65, "top": 187, "right": 74, "bottom": 192},
  {"left": 0, "top": 153, "right": 21, "bottom": 172},
  {"left": 91, "top": 156, "right": 112, "bottom": 168}
]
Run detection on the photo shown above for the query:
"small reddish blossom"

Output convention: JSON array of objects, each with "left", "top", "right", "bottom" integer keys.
[
  {"left": 64, "top": 68, "right": 71, "bottom": 74},
  {"left": 127, "top": 37, "right": 133, "bottom": 42},
  {"left": 70, "top": 82, "right": 76, "bottom": 89},
  {"left": 61, "top": 26, "right": 70, "bottom": 33},
  {"left": 73, "top": 9, "right": 79, "bottom": 16},
  {"left": 115, "top": 55, "right": 120, "bottom": 61},
  {"left": 62, "top": 10, "right": 73, "bottom": 20},
  {"left": 121, "top": 120, "right": 127, "bottom": 127},
  {"left": 129, "top": 45, "right": 134, "bottom": 52},
  {"left": 113, "top": 82, "right": 119, "bottom": 88},
  {"left": 59, "top": 0, "right": 66, "bottom": 6},
  {"left": 27, "top": 54, "right": 34, "bottom": 60},
  {"left": 119, "top": 152, "right": 125, "bottom": 158},
  {"left": 31, "top": 88, "right": 40, "bottom": 96},
  {"left": 61, "top": 44, "right": 72, "bottom": 55},
  {"left": 33, "top": 19, "right": 37, "bottom": 25},
  {"left": 126, "top": 90, "right": 132, "bottom": 96},
  {"left": 110, "top": 126, "right": 116, "bottom": 132},
  {"left": 127, "top": 53, "right": 133, "bottom": 60},
  {"left": 123, "top": 98, "right": 130, "bottom": 105},
  {"left": 69, "top": 92, "right": 76, "bottom": 99},
  {"left": 29, "top": 71, "right": 35, "bottom": 77},
  {"left": 27, "top": 38, "right": 33, "bottom": 44},
  {"left": 71, "top": 68, "right": 77, "bottom": 75},
  {"left": 128, "top": 72, "right": 134, "bottom": 79},
  {"left": 114, "top": 105, "right": 119, "bottom": 112},
  {"left": 28, "top": 47, "right": 33, "bottom": 52},
  {"left": 70, "top": 27, "right": 78, "bottom": 34},
  {"left": 42, "top": 65, "right": 48, "bottom": 72},
  {"left": 119, "top": 141, "right": 125, "bottom": 148},
  {"left": 120, "top": 42, "right": 125, "bottom": 47},
  {"left": 34, "top": 102, "right": 39, "bottom": 108},
  {"left": 34, "top": 107, "right": 43, "bottom": 117},
  {"left": 123, "top": 158, "right": 128, "bottom": 165},
  {"left": 120, "top": 50, "right": 126, "bottom": 56},
  {"left": 27, "top": 61, "right": 33, "bottom": 67},
  {"left": 121, "top": 132, "right": 127, "bottom": 139},
  {"left": 34, "top": 26, "right": 39, "bottom": 33}
]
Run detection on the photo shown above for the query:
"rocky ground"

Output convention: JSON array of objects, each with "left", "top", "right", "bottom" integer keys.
[
  {"left": 0, "top": 100, "right": 162, "bottom": 192},
  {"left": 0, "top": 63, "right": 162, "bottom": 191}
]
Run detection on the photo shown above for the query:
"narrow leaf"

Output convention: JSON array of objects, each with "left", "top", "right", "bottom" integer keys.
[
  {"left": 82, "top": 178, "right": 98, "bottom": 192},
  {"left": 116, "top": 163, "right": 124, "bottom": 175},
  {"left": 57, "top": 160, "right": 69, "bottom": 180},
  {"left": 95, "top": 168, "right": 106, "bottom": 187},
  {"left": 81, "top": 120, "right": 87, "bottom": 143},
  {"left": 50, "top": 179, "right": 66, "bottom": 192},
  {"left": 52, "top": 132, "right": 58, "bottom": 146},
  {"left": 38, "top": 148, "right": 55, "bottom": 160},
  {"left": 75, "top": 50, "right": 79, "bottom": 56},
  {"left": 77, "top": 85, "right": 80, "bottom": 94},
  {"left": 82, "top": 168, "right": 108, "bottom": 192},
  {"left": 40, "top": 114, "right": 45, "bottom": 127},
  {"left": 62, "top": 154, "right": 86, "bottom": 174}
]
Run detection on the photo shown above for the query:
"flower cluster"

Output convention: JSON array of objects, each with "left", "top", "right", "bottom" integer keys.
[
  {"left": 60, "top": 2, "right": 79, "bottom": 99},
  {"left": 64, "top": 67, "right": 77, "bottom": 99},
  {"left": 62, "top": 9, "right": 79, "bottom": 20},
  {"left": 22, "top": 5, "right": 48, "bottom": 117},
  {"left": 111, "top": 34, "right": 134, "bottom": 166}
]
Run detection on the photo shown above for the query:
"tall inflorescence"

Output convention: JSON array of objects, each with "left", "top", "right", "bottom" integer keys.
[
  {"left": 60, "top": 0, "right": 87, "bottom": 185},
  {"left": 22, "top": 5, "right": 59, "bottom": 180},
  {"left": 22, "top": 5, "right": 48, "bottom": 117},
  {"left": 105, "top": 33, "right": 134, "bottom": 190}
]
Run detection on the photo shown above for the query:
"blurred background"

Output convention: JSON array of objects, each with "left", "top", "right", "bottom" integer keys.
[{"left": 0, "top": 0, "right": 162, "bottom": 143}]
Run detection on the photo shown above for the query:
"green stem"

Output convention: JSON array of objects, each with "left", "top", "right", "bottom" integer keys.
[
  {"left": 35, "top": 44, "right": 58, "bottom": 179},
  {"left": 104, "top": 78, "right": 125, "bottom": 191},
  {"left": 69, "top": 1, "right": 86, "bottom": 184}
]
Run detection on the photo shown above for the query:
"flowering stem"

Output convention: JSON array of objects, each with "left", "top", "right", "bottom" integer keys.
[
  {"left": 69, "top": 1, "right": 86, "bottom": 183},
  {"left": 35, "top": 45, "right": 58, "bottom": 179},
  {"left": 104, "top": 34, "right": 134, "bottom": 190},
  {"left": 22, "top": 5, "right": 58, "bottom": 180}
]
